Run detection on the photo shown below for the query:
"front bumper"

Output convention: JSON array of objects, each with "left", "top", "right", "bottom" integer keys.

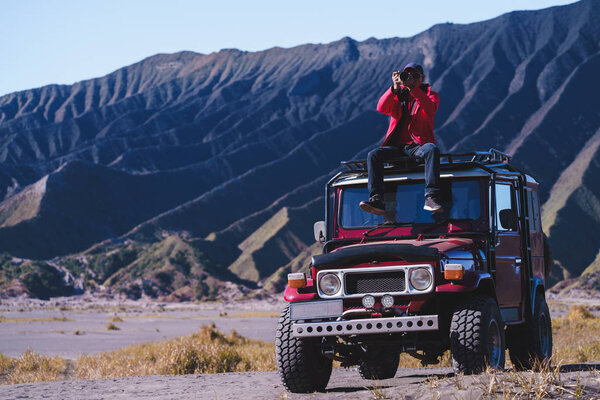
[{"left": 291, "top": 314, "right": 438, "bottom": 338}]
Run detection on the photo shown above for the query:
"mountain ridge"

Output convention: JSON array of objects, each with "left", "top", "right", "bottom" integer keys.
[{"left": 0, "top": 0, "right": 599, "bottom": 298}]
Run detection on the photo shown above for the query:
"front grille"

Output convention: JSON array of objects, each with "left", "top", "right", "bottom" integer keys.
[{"left": 345, "top": 271, "right": 405, "bottom": 294}]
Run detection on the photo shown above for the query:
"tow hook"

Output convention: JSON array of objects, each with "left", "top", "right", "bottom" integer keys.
[{"left": 321, "top": 339, "right": 336, "bottom": 359}]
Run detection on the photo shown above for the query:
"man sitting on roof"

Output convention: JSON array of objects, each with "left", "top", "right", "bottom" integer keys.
[{"left": 360, "top": 63, "right": 442, "bottom": 215}]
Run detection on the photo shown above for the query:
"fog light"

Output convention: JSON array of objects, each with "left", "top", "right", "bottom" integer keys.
[
  {"left": 288, "top": 273, "right": 306, "bottom": 289},
  {"left": 381, "top": 294, "right": 394, "bottom": 308},
  {"left": 361, "top": 295, "right": 376, "bottom": 309}
]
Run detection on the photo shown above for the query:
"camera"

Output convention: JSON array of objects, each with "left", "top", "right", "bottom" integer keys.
[{"left": 400, "top": 70, "right": 420, "bottom": 81}]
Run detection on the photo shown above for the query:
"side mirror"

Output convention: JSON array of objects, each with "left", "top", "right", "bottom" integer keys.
[
  {"left": 499, "top": 209, "right": 518, "bottom": 231},
  {"left": 313, "top": 221, "right": 325, "bottom": 243}
]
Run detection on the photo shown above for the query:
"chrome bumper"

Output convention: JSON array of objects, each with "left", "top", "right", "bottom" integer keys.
[{"left": 291, "top": 315, "right": 438, "bottom": 338}]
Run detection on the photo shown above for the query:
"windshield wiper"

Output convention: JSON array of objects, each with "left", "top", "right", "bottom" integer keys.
[{"left": 363, "top": 221, "right": 412, "bottom": 240}]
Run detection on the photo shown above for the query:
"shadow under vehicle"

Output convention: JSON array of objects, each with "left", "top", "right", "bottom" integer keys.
[{"left": 275, "top": 149, "right": 553, "bottom": 393}]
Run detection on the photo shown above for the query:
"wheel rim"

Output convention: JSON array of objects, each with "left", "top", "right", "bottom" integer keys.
[
  {"left": 539, "top": 313, "right": 551, "bottom": 357},
  {"left": 487, "top": 318, "right": 502, "bottom": 368}
]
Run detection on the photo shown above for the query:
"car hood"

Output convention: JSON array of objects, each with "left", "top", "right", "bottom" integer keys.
[{"left": 312, "top": 238, "right": 474, "bottom": 269}]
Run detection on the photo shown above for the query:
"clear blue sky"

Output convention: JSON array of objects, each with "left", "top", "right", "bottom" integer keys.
[{"left": 0, "top": 0, "right": 577, "bottom": 97}]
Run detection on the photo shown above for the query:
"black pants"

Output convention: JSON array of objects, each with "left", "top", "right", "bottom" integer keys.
[{"left": 367, "top": 143, "right": 441, "bottom": 200}]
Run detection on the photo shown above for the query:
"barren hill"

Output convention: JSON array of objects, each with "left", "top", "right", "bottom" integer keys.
[{"left": 0, "top": 0, "right": 599, "bottom": 297}]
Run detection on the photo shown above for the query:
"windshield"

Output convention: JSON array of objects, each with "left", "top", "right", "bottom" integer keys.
[{"left": 340, "top": 179, "right": 483, "bottom": 228}]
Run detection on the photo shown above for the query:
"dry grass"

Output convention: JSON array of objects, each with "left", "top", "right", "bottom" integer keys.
[
  {"left": 399, "top": 305, "right": 600, "bottom": 368},
  {"left": 0, "top": 353, "right": 14, "bottom": 374},
  {"left": 0, "top": 315, "right": 71, "bottom": 323},
  {"left": 445, "top": 306, "right": 600, "bottom": 399},
  {"left": 2, "top": 350, "right": 66, "bottom": 385},
  {"left": 366, "top": 379, "right": 388, "bottom": 399},
  {"left": 2, "top": 324, "right": 275, "bottom": 385},
  {"left": 75, "top": 323, "right": 275, "bottom": 379},
  {"left": 108, "top": 316, "right": 124, "bottom": 322},
  {"left": 399, "top": 351, "right": 452, "bottom": 368},
  {"left": 106, "top": 323, "right": 120, "bottom": 331},
  {"left": 2, "top": 305, "right": 600, "bottom": 390},
  {"left": 470, "top": 362, "right": 597, "bottom": 399},
  {"left": 553, "top": 305, "right": 600, "bottom": 363}
]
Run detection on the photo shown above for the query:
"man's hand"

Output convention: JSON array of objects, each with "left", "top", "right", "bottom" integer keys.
[{"left": 392, "top": 71, "right": 403, "bottom": 91}]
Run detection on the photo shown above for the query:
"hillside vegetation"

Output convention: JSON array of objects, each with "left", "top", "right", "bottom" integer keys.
[{"left": 0, "top": 0, "right": 599, "bottom": 298}]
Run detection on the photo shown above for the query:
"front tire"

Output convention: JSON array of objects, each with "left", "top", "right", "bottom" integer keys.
[
  {"left": 507, "top": 292, "right": 552, "bottom": 370},
  {"left": 275, "top": 305, "right": 332, "bottom": 393},
  {"left": 358, "top": 345, "right": 399, "bottom": 380},
  {"left": 450, "top": 296, "right": 505, "bottom": 374}
]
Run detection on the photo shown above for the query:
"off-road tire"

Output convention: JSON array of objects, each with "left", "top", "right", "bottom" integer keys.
[
  {"left": 275, "top": 305, "right": 332, "bottom": 393},
  {"left": 507, "top": 292, "right": 552, "bottom": 370},
  {"left": 450, "top": 296, "right": 505, "bottom": 374},
  {"left": 358, "top": 346, "right": 400, "bottom": 380}
]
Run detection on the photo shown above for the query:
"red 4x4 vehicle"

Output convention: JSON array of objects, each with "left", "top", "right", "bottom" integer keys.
[{"left": 276, "top": 149, "right": 553, "bottom": 393}]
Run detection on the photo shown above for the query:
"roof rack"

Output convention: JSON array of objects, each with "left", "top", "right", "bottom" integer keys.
[{"left": 341, "top": 148, "right": 512, "bottom": 172}]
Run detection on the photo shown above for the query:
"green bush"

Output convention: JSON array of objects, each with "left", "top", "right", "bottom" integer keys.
[
  {"left": 169, "top": 251, "right": 191, "bottom": 275},
  {"left": 20, "top": 262, "right": 71, "bottom": 300}
]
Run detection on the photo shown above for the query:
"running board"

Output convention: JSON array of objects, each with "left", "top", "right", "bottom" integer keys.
[{"left": 291, "top": 315, "right": 438, "bottom": 338}]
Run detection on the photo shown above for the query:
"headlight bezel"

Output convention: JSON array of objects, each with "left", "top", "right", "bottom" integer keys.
[
  {"left": 319, "top": 273, "right": 341, "bottom": 296},
  {"left": 409, "top": 267, "right": 433, "bottom": 291}
]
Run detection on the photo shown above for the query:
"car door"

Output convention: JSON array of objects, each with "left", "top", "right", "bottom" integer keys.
[{"left": 493, "top": 181, "right": 523, "bottom": 312}]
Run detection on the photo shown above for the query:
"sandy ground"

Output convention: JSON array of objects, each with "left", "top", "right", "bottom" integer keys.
[
  {"left": 1, "top": 296, "right": 594, "bottom": 359},
  {"left": 1, "top": 365, "right": 599, "bottom": 399},
  {"left": 2, "top": 295, "right": 600, "bottom": 399},
  {"left": 0, "top": 297, "right": 283, "bottom": 358}
]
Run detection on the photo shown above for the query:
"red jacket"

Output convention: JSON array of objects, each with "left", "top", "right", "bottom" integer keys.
[{"left": 376, "top": 84, "right": 440, "bottom": 147}]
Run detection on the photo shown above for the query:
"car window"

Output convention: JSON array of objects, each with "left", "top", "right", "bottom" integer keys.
[
  {"left": 531, "top": 190, "right": 540, "bottom": 232},
  {"left": 494, "top": 183, "right": 515, "bottom": 232},
  {"left": 527, "top": 190, "right": 534, "bottom": 232}
]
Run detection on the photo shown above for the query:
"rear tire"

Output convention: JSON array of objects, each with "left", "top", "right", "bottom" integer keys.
[
  {"left": 275, "top": 305, "right": 332, "bottom": 393},
  {"left": 358, "top": 346, "right": 399, "bottom": 380},
  {"left": 450, "top": 296, "right": 505, "bottom": 374},
  {"left": 507, "top": 292, "right": 552, "bottom": 370}
]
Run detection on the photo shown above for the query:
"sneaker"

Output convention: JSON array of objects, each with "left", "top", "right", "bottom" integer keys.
[
  {"left": 360, "top": 198, "right": 386, "bottom": 215},
  {"left": 424, "top": 196, "right": 443, "bottom": 212}
]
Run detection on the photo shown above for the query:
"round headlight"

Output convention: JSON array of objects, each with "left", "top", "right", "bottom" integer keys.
[
  {"left": 319, "top": 273, "right": 341, "bottom": 295},
  {"left": 410, "top": 268, "right": 432, "bottom": 291}
]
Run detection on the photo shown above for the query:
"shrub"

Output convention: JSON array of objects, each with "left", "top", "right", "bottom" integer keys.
[
  {"left": 76, "top": 324, "right": 275, "bottom": 379},
  {"left": 566, "top": 305, "right": 596, "bottom": 320},
  {"left": 106, "top": 323, "right": 120, "bottom": 331},
  {"left": 19, "top": 262, "right": 72, "bottom": 300},
  {"left": 169, "top": 251, "right": 191, "bottom": 275},
  {"left": 3, "top": 350, "right": 66, "bottom": 384},
  {"left": 0, "top": 353, "right": 14, "bottom": 374}
]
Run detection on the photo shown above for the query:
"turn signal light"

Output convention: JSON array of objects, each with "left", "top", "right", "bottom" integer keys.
[
  {"left": 288, "top": 273, "right": 307, "bottom": 289},
  {"left": 444, "top": 264, "right": 464, "bottom": 280}
]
